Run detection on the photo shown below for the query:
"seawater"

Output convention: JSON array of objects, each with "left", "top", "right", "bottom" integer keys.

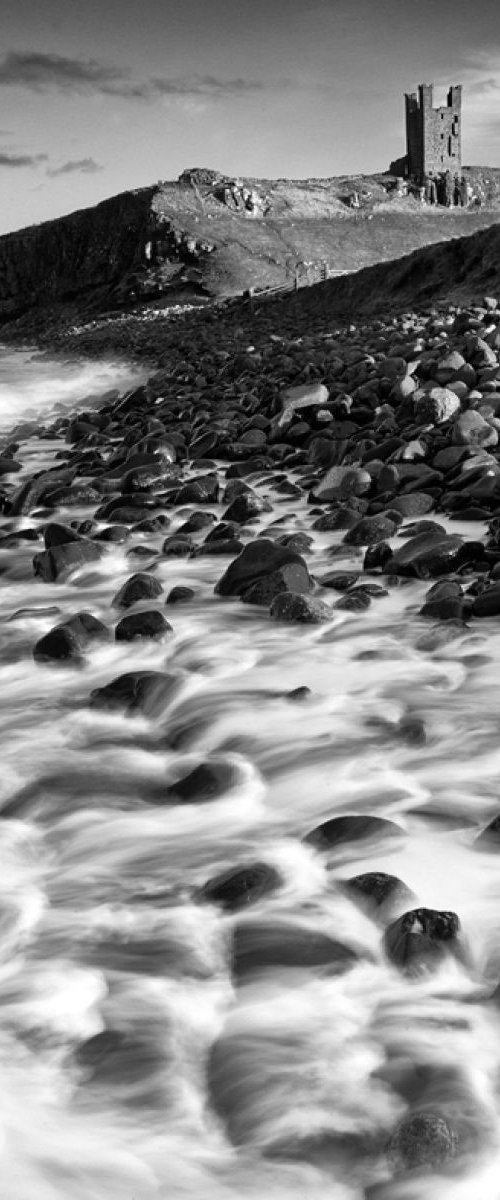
[{"left": 0, "top": 346, "right": 499, "bottom": 1199}]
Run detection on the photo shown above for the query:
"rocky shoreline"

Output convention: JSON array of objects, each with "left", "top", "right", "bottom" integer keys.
[{"left": 3, "top": 289, "right": 500, "bottom": 1189}]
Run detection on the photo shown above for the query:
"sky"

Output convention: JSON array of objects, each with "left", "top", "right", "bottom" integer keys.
[{"left": 0, "top": 0, "right": 500, "bottom": 235}]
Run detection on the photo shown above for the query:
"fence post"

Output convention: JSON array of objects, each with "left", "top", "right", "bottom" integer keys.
[
  {"left": 247, "top": 287, "right": 255, "bottom": 316},
  {"left": 294, "top": 270, "right": 299, "bottom": 291}
]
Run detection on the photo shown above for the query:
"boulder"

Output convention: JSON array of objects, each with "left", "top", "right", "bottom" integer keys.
[
  {"left": 114, "top": 610, "right": 172, "bottom": 641},
  {"left": 387, "top": 1112, "right": 458, "bottom": 1173},
  {"left": 414, "top": 387, "right": 461, "bottom": 425},
  {"left": 111, "top": 572, "right": 163, "bottom": 608},
  {"left": 231, "top": 919, "right": 358, "bottom": 981},
  {"left": 33, "top": 611, "right": 109, "bottom": 663},
  {"left": 388, "top": 532, "right": 466, "bottom": 578},
  {"left": 33, "top": 539, "right": 105, "bottom": 582},
  {"left": 343, "top": 513, "right": 399, "bottom": 546},
  {"left": 241, "top": 563, "right": 312, "bottom": 606},
  {"left": 215, "top": 539, "right": 311, "bottom": 598},
  {"left": 274, "top": 381, "right": 329, "bottom": 430},
  {"left": 341, "top": 871, "right": 415, "bottom": 919},
  {"left": 304, "top": 814, "right": 402, "bottom": 852},
  {"left": 384, "top": 907, "right": 464, "bottom": 973},
  {"left": 452, "top": 410, "right": 498, "bottom": 448},
  {"left": 197, "top": 861, "right": 282, "bottom": 912},
  {"left": 168, "top": 759, "right": 238, "bottom": 804},
  {"left": 89, "top": 671, "right": 178, "bottom": 717},
  {"left": 270, "top": 592, "right": 332, "bottom": 623},
  {"left": 312, "top": 465, "right": 372, "bottom": 503}
]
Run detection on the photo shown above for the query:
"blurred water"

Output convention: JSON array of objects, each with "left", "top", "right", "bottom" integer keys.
[{"left": 0, "top": 350, "right": 499, "bottom": 1198}]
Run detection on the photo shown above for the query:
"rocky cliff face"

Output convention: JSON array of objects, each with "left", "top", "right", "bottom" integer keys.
[{"left": 1, "top": 167, "right": 500, "bottom": 325}]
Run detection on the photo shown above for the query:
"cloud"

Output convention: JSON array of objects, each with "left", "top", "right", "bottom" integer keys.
[
  {"left": 46, "top": 157, "right": 103, "bottom": 177},
  {"left": 0, "top": 51, "right": 265, "bottom": 101},
  {"left": 0, "top": 151, "right": 48, "bottom": 167}
]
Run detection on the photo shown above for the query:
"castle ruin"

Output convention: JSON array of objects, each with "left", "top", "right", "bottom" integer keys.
[{"left": 404, "top": 83, "right": 462, "bottom": 181}]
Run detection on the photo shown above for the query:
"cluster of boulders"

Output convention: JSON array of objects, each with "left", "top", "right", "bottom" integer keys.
[{"left": 3, "top": 286, "right": 500, "bottom": 1185}]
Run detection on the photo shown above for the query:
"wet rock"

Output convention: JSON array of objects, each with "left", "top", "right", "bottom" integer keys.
[
  {"left": 33, "top": 538, "right": 105, "bottom": 582},
  {"left": 363, "top": 542, "right": 393, "bottom": 571},
  {"left": 389, "top": 493, "right": 434, "bottom": 518},
  {"left": 168, "top": 759, "right": 238, "bottom": 804},
  {"left": 241, "top": 563, "right": 312, "bottom": 606},
  {"left": 387, "top": 1111, "right": 458, "bottom": 1173},
  {"left": 161, "top": 536, "right": 193, "bottom": 557},
  {"left": 285, "top": 685, "right": 312, "bottom": 702},
  {"left": 215, "top": 539, "right": 311, "bottom": 598},
  {"left": 304, "top": 814, "right": 402, "bottom": 852},
  {"left": 111, "top": 572, "right": 163, "bottom": 608},
  {"left": 165, "top": 586, "right": 195, "bottom": 604},
  {"left": 388, "top": 532, "right": 466, "bottom": 578},
  {"left": 115, "top": 610, "right": 172, "bottom": 641},
  {"left": 94, "top": 524, "right": 130, "bottom": 543},
  {"left": 270, "top": 592, "right": 332, "bottom": 623},
  {"left": 9, "top": 467, "right": 76, "bottom": 516},
  {"left": 232, "top": 919, "right": 358, "bottom": 981},
  {"left": 312, "top": 465, "right": 372, "bottom": 503},
  {"left": 472, "top": 584, "right": 500, "bottom": 617},
  {"left": 343, "top": 513, "right": 400, "bottom": 546},
  {"left": 197, "top": 861, "right": 282, "bottom": 912},
  {"left": 89, "top": 670, "right": 178, "bottom": 717},
  {"left": 420, "top": 580, "right": 464, "bottom": 621},
  {"left": 475, "top": 812, "right": 500, "bottom": 848},
  {"left": 193, "top": 538, "right": 244, "bottom": 557},
  {"left": 317, "top": 571, "right": 361, "bottom": 591},
  {"left": 312, "top": 507, "right": 360, "bottom": 532},
  {"left": 222, "top": 491, "right": 272, "bottom": 524},
  {"left": 176, "top": 511, "right": 216, "bottom": 535},
  {"left": 341, "top": 872, "right": 416, "bottom": 919},
  {"left": 334, "top": 591, "right": 371, "bottom": 612},
  {"left": 33, "top": 611, "right": 109, "bottom": 663},
  {"left": 384, "top": 908, "right": 464, "bottom": 973},
  {"left": 175, "top": 474, "right": 219, "bottom": 504}
]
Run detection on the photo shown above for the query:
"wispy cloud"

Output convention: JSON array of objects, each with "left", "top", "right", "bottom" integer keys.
[
  {"left": 0, "top": 151, "right": 48, "bottom": 167},
  {"left": 46, "top": 157, "right": 103, "bottom": 177},
  {"left": 0, "top": 51, "right": 265, "bottom": 101}
]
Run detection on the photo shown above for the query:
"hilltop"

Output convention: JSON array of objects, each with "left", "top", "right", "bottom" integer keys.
[{"left": 1, "top": 166, "right": 500, "bottom": 330}]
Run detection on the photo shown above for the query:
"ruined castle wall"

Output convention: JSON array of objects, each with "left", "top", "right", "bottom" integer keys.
[{"left": 404, "top": 84, "right": 462, "bottom": 180}]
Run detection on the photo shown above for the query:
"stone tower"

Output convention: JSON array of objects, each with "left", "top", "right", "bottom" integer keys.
[{"left": 405, "top": 83, "right": 462, "bottom": 180}]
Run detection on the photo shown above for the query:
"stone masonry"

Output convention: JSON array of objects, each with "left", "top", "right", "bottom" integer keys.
[{"left": 404, "top": 83, "right": 462, "bottom": 181}]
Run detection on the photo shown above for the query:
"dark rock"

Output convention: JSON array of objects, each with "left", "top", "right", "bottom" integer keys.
[
  {"left": 232, "top": 919, "right": 358, "bottom": 981},
  {"left": 472, "top": 584, "right": 500, "bottom": 617},
  {"left": 312, "top": 507, "right": 360, "bottom": 532},
  {"left": 43, "top": 522, "right": 85, "bottom": 549},
  {"left": 387, "top": 1112, "right": 458, "bottom": 1173},
  {"left": 384, "top": 907, "right": 464, "bottom": 973},
  {"left": 193, "top": 538, "right": 244, "bottom": 557},
  {"left": 420, "top": 580, "right": 464, "bottom": 621},
  {"left": 475, "top": 812, "right": 500, "bottom": 848},
  {"left": 175, "top": 475, "right": 219, "bottom": 504},
  {"left": 363, "top": 541, "right": 393, "bottom": 571},
  {"left": 177, "top": 511, "right": 215, "bottom": 535},
  {"left": 9, "top": 467, "right": 76, "bottom": 516},
  {"left": 304, "top": 814, "right": 402, "bottom": 852},
  {"left": 341, "top": 872, "right": 416, "bottom": 918},
  {"left": 33, "top": 538, "right": 105, "bottom": 582},
  {"left": 343, "top": 513, "right": 399, "bottom": 546},
  {"left": 89, "top": 671, "right": 178, "bottom": 717},
  {"left": 222, "top": 491, "right": 272, "bottom": 524},
  {"left": 317, "top": 571, "right": 361, "bottom": 591},
  {"left": 334, "top": 591, "right": 371, "bottom": 611},
  {"left": 168, "top": 759, "right": 237, "bottom": 804},
  {"left": 165, "top": 586, "right": 195, "bottom": 604},
  {"left": 285, "top": 685, "right": 311, "bottom": 701},
  {"left": 94, "top": 524, "right": 129, "bottom": 543},
  {"left": 389, "top": 532, "right": 466, "bottom": 578},
  {"left": 115, "top": 610, "right": 172, "bottom": 641},
  {"left": 241, "top": 563, "right": 311, "bottom": 607},
  {"left": 161, "top": 537, "right": 193, "bottom": 557},
  {"left": 270, "top": 592, "right": 331, "bottom": 623},
  {"left": 215, "top": 539, "right": 311, "bottom": 598},
  {"left": 389, "top": 493, "right": 434, "bottom": 518},
  {"left": 33, "top": 611, "right": 109, "bottom": 663},
  {"left": 111, "top": 572, "right": 163, "bottom": 608},
  {"left": 197, "top": 861, "right": 281, "bottom": 912}
]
